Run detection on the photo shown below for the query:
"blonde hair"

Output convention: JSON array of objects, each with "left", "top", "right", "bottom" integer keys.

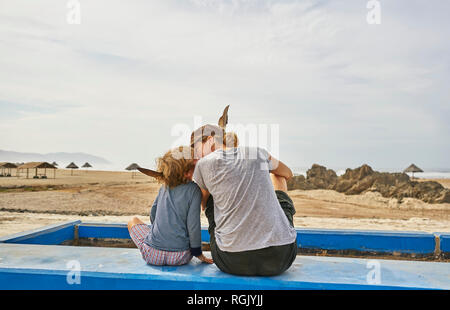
[
  {"left": 225, "top": 131, "right": 239, "bottom": 147},
  {"left": 155, "top": 146, "right": 195, "bottom": 188}
]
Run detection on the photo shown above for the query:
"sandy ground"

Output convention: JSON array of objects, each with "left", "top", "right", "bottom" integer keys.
[
  {"left": 0, "top": 168, "right": 150, "bottom": 187},
  {"left": 0, "top": 170, "right": 449, "bottom": 237}
]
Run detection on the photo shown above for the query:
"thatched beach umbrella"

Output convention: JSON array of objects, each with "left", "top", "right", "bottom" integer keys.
[
  {"left": 82, "top": 162, "right": 92, "bottom": 173},
  {"left": 52, "top": 162, "right": 58, "bottom": 167},
  {"left": 17, "top": 162, "right": 57, "bottom": 179},
  {"left": 403, "top": 164, "right": 423, "bottom": 179},
  {"left": 66, "top": 162, "right": 79, "bottom": 176},
  {"left": 126, "top": 163, "right": 140, "bottom": 179},
  {"left": 0, "top": 162, "right": 18, "bottom": 177}
]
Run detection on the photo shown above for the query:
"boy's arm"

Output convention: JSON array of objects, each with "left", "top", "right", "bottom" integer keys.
[
  {"left": 187, "top": 186, "right": 213, "bottom": 264},
  {"left": 192, "top": 162, "right": 210, "bottom": 211},
  {"left": 186, "top": 187, "right": 202, "bottom": 256}
]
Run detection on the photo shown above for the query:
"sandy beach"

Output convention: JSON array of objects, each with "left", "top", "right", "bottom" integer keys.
[{"left": 0, "top": 169, "right": 449, "bottom": 237}]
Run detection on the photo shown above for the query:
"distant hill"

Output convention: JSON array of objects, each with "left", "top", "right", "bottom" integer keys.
[{"left": 0, "top": 149, "right": 111, "bottom": 165}]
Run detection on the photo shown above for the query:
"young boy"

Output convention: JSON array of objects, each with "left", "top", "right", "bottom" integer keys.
[{"left": 127, "top": 146, "right": 213, "bottom": 266}]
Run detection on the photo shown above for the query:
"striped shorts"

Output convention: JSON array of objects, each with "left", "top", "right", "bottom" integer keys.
[{"left": 129, "top": 224, "right": 192, "bottom": 266}]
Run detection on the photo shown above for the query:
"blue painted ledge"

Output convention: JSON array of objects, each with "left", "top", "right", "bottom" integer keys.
[
  {"left": 296, "top": 228, "right": 436, "bottom": 255},
  {"left": 0, "top": 220, "right": 81, "bottom": 245},
  {"left": 0, "top": 222, "right": 442, "bottom": 256},
  {"left": 0, "top": 243, "right": 449, "bottom": 290},
  {"left": 77, "top": 223, "right": 130, "bottom": 239},
  {"left": 434, "top": 233, "right": 450, "bottom": 257},
  {"left": 0, "top": 222, "right": 449, "bottom": 290}
]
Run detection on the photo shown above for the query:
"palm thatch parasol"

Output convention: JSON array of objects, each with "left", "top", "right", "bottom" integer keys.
[
  {"left": 82, "top": 162, "right": 92, "bottom": 173},
  {"left": 66, "top": 162, "right": 79, "bottom": 176},
  {"left": 17, "top": 162, "right": 57, "bottom": 179},
  {"left": 0, "top": 162, "right": 18, "bottom": 177},
  {"left": 126, "top": 163, "right": 140, "bottom": 179},
  {"left": 403, "top": 164, "right": 423, "bottom": 179}
]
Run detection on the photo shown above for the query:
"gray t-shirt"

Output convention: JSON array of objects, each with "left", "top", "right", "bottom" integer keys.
[{"left": 193, "top": 146, "right": 297, "bottom": 252}]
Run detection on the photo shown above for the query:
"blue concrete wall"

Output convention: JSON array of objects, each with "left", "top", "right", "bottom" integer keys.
[
  {"left": 435, "top": 233, "right": 450, "bottom": 255},
  {"left": 0, "top": 221, "right": 81, "bottom": 245},
  {"left": 296, "top": 228, "right": 436, "bottom": 254},
  {"left": 0, "top": 269, "right": 410, "bottom": 290},
  {"left": 0, "top": 222, "right": 443, "bottom": 256},
  {"left": 1, "top": 223, "right": 449, "bottom": 290},
  {"left": 1, "top": 243, "right": 449, "bottom": 290},
  {"left": 78, "top": 223, "right": 130, "bottom": 239},
  {"left": 441, "top": 235, "right": 450, "bottom": 253}
]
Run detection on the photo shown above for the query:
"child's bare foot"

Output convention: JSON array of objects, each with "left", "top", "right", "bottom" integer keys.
[{"left": 127, "top": 216, "right": 145, "bottom": 231}]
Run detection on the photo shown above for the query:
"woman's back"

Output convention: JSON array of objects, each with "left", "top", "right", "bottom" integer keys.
[{"left": 193, "top": 146, "right": 297, "bottom": 252}]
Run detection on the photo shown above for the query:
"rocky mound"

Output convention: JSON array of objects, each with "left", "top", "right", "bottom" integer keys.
[
  {"left": 287, "top": 164, "right": 337, "bottom": 191},
  {"left": 306, "top": 164, "right": 338, "bottom": 190},
  {"left": 288, "top": 164, "right": 337, "bottom": 190},
  {"left": 288, "top": 164, "right": 450, "bottom": 204},
  {"left": 286, "top": 174, "right": 311, "bottom": 190}
]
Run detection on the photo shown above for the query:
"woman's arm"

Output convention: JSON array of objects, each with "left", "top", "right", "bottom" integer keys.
[{"left": 268, "top": 155, "right": 294, "bottom": 180}]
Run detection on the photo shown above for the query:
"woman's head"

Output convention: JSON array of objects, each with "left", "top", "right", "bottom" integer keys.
[{"left": 155, "top": 146, "right": 196, "bottom": 188}]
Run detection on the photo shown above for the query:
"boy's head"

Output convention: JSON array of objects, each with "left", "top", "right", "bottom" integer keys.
[{"left": 155, "top": 146, "right": 196, "bottom": 188}]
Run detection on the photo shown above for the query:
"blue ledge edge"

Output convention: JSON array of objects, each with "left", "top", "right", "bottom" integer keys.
[
  {"left": 434, "top": 233, "right": 450, "bottom": 253},
  {"left": 0, "top": 220, "right": 81, "bottom": 245},
  {"left": 0, "top": 221, "right": 449, "bottom": 255},
  {"left": 0, "top": 243, "right": 449, "bottom": 290}
]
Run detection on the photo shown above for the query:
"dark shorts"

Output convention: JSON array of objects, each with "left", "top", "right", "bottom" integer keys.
[{"left": 205, "top": 190, "right": 297, "bottom": 276}]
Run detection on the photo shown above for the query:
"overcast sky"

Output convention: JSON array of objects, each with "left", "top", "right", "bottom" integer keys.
[{"left": 0, "top": 0, "right": 449, "bottom": 171}]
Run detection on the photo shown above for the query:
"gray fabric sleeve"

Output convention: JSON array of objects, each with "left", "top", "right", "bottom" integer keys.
[
  {"left": 192, "top": 162, "right": 207, "bottom": 191},
  {"left": 150, "top": 187, "right": 161, "bottom": 224},
  {"left": 258, "top": 147, "right": 274, "bottom": 171},
  {"left": 186, "top": 184, "right": 203, "bottom": 255}
]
